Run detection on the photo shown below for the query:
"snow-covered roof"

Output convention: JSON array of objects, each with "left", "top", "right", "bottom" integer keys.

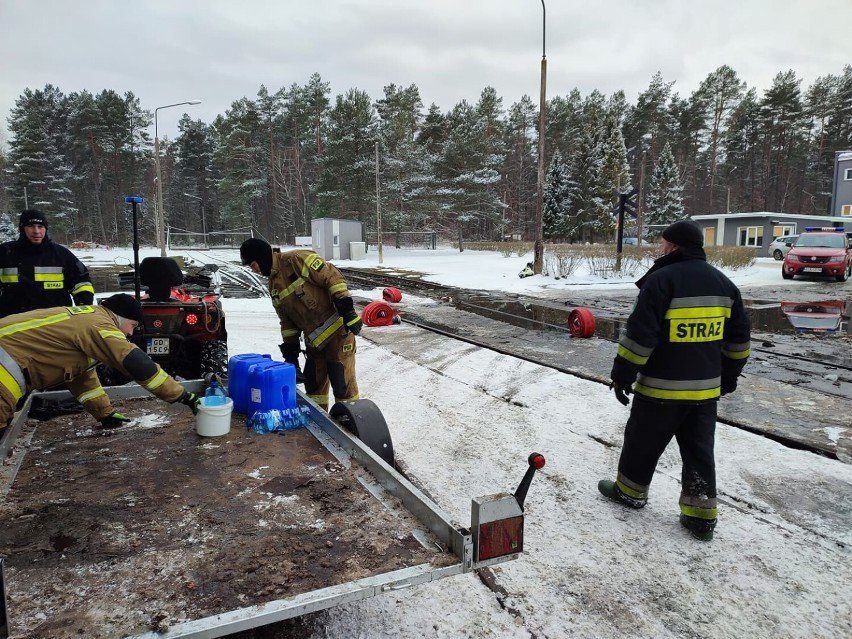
[{"left": 692, "top": 212, "right": 844, "bottom": 221}]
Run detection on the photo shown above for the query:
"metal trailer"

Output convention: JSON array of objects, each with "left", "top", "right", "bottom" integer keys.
[{"left": 0, "top": 381, "right": 544, "bottom": 639}]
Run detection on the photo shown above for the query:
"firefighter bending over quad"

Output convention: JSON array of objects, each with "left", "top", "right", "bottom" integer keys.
[
  {"left": 0, "top": 294, "right": 201, "bottom": 429},
  {"left": 240, "top": 239, "right": 362, "bottom": 411}
]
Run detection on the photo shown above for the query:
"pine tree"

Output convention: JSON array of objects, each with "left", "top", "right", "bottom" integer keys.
[
  {"left": 543, "top": 150, "right": 570, "bottom": 239},
  {"left": 315, "top": 89, "right": 377, "bottom": 224},
  {"left": 5, "top": 85, "right": 75, "bottom": 229},
  {"left": 503, "top": 96, "right": 537, "bottom": 241},
  {"left": 645, "top": 142, "right": 684, "bottom": 234}
]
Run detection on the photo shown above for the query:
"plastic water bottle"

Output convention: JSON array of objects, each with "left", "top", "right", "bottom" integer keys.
[
  {"left": 248, "top": 409, "right": 283, "bottom": 434},
  {"left": 204, "top": 380, "right": 227, "bottom": 406}
]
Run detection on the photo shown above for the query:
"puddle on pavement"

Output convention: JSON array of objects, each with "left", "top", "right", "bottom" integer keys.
[{"left": 451, "top": 294, "right": 852, "bottom": 339}]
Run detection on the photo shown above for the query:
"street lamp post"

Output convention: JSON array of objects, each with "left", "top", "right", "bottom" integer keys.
[
  {"left": 183, "top": 192, "right": 207, "bottom": 248},
  {"left": 154, "top": 100, "right": 201, "bottom": 256},
  {"left": 533, "top": 0, "right": 547, "bottom": 275}
]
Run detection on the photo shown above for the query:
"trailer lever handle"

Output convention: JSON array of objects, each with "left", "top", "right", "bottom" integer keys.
[{"left": 514, "top": 452, "right": 546, "bottom": 509}]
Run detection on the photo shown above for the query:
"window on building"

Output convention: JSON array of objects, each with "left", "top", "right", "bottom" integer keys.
[
  {"left": 845, "top": 168, "right": 852, "bottom": 180},
  {"left": 738, "top": 226, "right": 763, "bottom": 247},
  {"left": 772, "top": 225, "right": 795, "bottom": 238},
  {"left": 842, "top": 204, "right": 852, "bottom": 217}
]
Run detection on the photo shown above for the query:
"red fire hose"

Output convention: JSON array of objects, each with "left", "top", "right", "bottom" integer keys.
[
  {"left": 567, "top": 308, "right": 596, "bottom": 338},
  {"left": 382, "top": 287, "right": 403, "bottom": 303},
  {"left": 361, "top": 301, "right": 400, "bottom": 327}
]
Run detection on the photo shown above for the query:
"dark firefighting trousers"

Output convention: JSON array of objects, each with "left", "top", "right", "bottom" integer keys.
[
  {"left": 303, "top": 330, "right": 358, "bottom": 410},
  {"left": 616, "top": 395, "right": 718, "bottom": 521}
]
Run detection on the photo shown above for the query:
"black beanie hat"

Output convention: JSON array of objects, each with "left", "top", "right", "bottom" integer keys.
[
  {"left": 240, "top": 238, "right": 273, "bottom": 276},
  {"left": 100, "top": 294, "right": 144, "bottom": 323},
  {"left": 662, "top": 220, "right": 703, "bottom": 249},
  {"left": 19, "top": 209, "right": 48, "bottom": 230}
]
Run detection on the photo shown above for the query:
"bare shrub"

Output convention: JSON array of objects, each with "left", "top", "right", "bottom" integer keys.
[
  {"left": 544, "top": 250, "right": 583, "bottom": 278},
  {"left": 705, "top": 246, "right": 756, "bottom": 270}
]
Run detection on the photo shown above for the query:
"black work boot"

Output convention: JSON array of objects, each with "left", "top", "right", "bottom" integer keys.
[
  {"left": 597, "top": 479, "right": 646, "bottom": 509},
  {"left": 680, "top": 514, "right": 716, "bottom": 541}
]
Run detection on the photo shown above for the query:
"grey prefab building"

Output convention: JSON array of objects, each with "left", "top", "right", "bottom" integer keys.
[
  {"left": 311, "top": 218, "right": 363, "bottom": 260},
  {"left": 831, "top": 151, "right": 852, "bottom": 218},
  {"left": 691, "top": 212, "right": 852, "bottom": 257}
]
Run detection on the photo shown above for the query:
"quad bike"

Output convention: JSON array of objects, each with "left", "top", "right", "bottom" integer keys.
[{"left": 99, "top": 256, "right": 228, "bottom": 385}]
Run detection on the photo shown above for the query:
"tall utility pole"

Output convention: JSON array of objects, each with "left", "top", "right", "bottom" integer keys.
[
  {"left": 375, "top": 141, "right": 383, "bottom": 265},
  {"left": 533, "top": 0, "right": 547, "bottom": 275},
  {"left": 154, "top": 100, "right": 200, "bottom": 257},
  {"left": 636, "top": 147, "right": 647, "bottom": 243}
]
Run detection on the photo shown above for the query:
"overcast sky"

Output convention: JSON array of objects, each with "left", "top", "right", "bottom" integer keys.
[{"left": 1, "top": 0, "right": 850, "bottom": 144}]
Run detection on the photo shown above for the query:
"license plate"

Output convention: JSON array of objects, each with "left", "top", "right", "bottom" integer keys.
[
  {"left": 147, "top": 337, "right": 170, "bottom": 355},
  {"left": 803, "top": 267, "right": 823, "bottom": 273}
]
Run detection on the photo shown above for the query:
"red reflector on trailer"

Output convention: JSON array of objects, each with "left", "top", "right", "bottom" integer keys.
[
  {"left": 185, "top": 313, "right": 198, "bottom": 326},
  {"left": 477, "top": 516, "right": 524, "bottom": 561},
  {"left": 531, "top": 454, "right": 546, "bottom": 470}
]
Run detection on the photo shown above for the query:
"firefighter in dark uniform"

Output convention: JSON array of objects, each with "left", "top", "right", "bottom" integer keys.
[
  {"left": 598, "top": 220, "right": 751, "bottom": 541},
  {"left": 0, "top": 294, "right": 201, "bottom": 429},
  {"left": 240, "top": 239, "right": 362, "bottom": 411},
  {"left": 0, "top": 209, "right": 95, "bottom": 319}
]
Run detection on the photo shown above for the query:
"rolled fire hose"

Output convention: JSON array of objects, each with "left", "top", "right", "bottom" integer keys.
[
  {"left": 382, "top": 287, "right": 403, "bottom": 303},
  {"left": 567, "top": 308, "right": 596, "bottom": 338},
  {"left": 361, "top": 300, "right": 400, "bottom": 327}
]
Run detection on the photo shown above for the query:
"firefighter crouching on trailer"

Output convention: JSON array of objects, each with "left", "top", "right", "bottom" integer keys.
[
  {"left": 240, "top": 239, "right": 362, "bottom": 411},
  {"left": 598, "top": 220, "right": 751, "bottom": 542},
  {"left": 0, "top": 294, "right": 201, "bottom": 429},
  {"left": 0, "top": 209, "right": 95, "bottom": 319}
]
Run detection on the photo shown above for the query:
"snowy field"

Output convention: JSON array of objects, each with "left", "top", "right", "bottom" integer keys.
[{"left": 78, "top": 245, "right": 852, "bottom": 638}]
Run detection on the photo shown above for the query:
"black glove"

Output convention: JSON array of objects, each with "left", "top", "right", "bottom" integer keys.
[
  {"left": 279, "top": 342, "right": 301, "bottom": 366},
  {"left": 721, "top": 376, "right": 737, "bottom": 396},
  {"left": 179, "top": 391, "right": 201, "bottom": 415},
  {"left": 611, "top": 382, "right": 632, "bottom": 406},
  {"left": 334, "top": 297, "right": 363, "bottom": 336},
  {"left": 99, "top": 411, "right": 131, "bottom": 429},
  {"left": 279, "top": 341, "right": 305, "bottom": 380}
]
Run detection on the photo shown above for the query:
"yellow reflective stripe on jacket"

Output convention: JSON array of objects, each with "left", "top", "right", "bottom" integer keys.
[
  {"left": 77, "top": 386, "right": 107, "bottom": 404},
  {"left": 0, "top": 366, "right": 24, "bottom": 401},
  {"left": 33, "top": 266, "right": 64, "bottom": 282},
  {"left": 274, "top": 277, "right": 307, "bottom": 301},
  {"left": 307, "top": 315, "right": 344, "bottom": 348},
  {"left": 98, "top": 329, "right": 127, "bottom": 340},
  {"left": 617, "top": 343, "right": 649, "bottom": 366},
  {"left": 722, "top": 341, "right": 751, "bottom": 359},
  {"left": 281, "top": 328, "right": 300, "bottom": 339},
  {"left": 142, "top": 368, "right": 169, "bottom": 391},
  {"left": 0, "top": 267, "right": 18, "bottom": 283},
  {"left": 0, "top": 312, "right": 70, "bottom": 337},
  {"left": 0, "top": 345, "right": 26, "bottom": 399},
  {"left": 328, "top": 282, "right": 348, "bottom": 295},
  {"left": 665, "top": 306, "right": 731, "bottom": 320},
  {"left": 72, "top": 282, "right": 95, "bottom": 295}
]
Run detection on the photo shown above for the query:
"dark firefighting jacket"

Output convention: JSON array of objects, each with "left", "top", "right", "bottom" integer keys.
[
  {"left": 610, "top": 248, "right": 751, "bottom": 402},
  {"left": 0, "top": 305, "right": 186, "bottom": 421},
  {"left": 267, "top": 250, "right": 353, "bottom": 350},
  {"left": 0, "top": 235, "right": 95, "bottom": 318}
]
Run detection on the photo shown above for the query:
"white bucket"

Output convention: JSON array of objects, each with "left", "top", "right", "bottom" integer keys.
[{"left": 196, "top": 397, "right": 234, "bottom": 437}]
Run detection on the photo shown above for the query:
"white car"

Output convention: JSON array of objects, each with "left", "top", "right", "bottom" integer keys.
[{"left": 768, "top": 235, "right": 798, "bottom": 260}]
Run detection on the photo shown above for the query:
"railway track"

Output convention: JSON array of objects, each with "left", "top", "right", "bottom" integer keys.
[{"left": 340, "top": 266, "right": 852, "bottom": 462}]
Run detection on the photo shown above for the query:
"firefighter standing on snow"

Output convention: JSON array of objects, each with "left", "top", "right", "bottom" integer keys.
[
  {"left": 240, "top": 239, "right": 362, "bottom": 411},
  {"left": 0, "top": 209, "right": 95, "bottom": 319},
  {"left": 0, "top": 294, "right": 201, "bottom": 428},
  {"left": 598, "top": 220, "right": 751, "bottom": 541}
]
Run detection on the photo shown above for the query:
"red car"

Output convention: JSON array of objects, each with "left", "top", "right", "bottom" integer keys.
[{"left": 782, "top": 227, "right": 852, "bottom": 282}]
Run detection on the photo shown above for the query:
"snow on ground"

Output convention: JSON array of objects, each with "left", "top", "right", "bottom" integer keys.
[{"left": 79, "top": 244, "right": 852, "bottom": 638}]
